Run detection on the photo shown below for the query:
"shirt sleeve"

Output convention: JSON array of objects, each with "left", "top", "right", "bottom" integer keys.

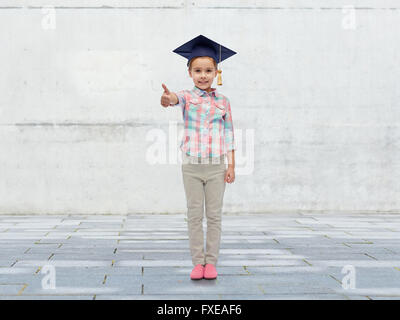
[
  {"left": 223, "top": 98, "right": 236, "bottom": 152},
  {"left": 174, "top": 90, "right": 186, "bottom": 109}
]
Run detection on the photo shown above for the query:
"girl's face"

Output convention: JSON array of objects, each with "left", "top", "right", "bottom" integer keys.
[{"left": 188, "top": 57, "right": 217, "bottom": 92}]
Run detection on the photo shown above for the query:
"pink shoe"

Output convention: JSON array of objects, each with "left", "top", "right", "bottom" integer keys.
[
  {"left": 190, "top": 264, "right": 204, "bottom": 280},
  {"left": 204, "top": 264, "right": 218, "bottom": 280}
]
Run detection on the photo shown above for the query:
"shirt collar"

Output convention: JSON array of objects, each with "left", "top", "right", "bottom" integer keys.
[{"left": 192, "top": 85, "right": 217, "bottom": 98}]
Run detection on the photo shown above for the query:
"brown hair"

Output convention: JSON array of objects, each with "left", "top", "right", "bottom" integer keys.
[{"left": 188, "top": 56, "right": 217, "bottom": 70}]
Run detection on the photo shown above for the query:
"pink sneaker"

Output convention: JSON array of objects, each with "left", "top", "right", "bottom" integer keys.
[
  {"left": 190, "top": 264, "right": 204, "bottom": 280},
  {"left": 204, "top": 264, "right": 218, "bottom": 280}
]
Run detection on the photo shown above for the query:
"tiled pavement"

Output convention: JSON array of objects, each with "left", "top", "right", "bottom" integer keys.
[{"left": 0, "top": 212, "right": 400, "bottom": 300}]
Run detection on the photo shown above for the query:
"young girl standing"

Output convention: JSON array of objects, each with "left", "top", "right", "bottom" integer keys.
[{"left": 160, "top": 35, "right": 236, "bottom": 280}]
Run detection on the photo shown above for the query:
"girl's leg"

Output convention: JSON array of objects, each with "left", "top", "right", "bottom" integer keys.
[
  {"left": 204, "top": 157, "right": 226, "bottom": 266},
  {"left": 182, "top": 160, "right": 206, "bottom": 266}
]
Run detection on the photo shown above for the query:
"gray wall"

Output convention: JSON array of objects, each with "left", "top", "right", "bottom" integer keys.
[{"left": 0, "top": 0, "right": 399, "bottom": 214}]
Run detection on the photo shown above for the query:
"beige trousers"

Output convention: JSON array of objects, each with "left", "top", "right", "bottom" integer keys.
[{"left": 181, "top": 153, "right": 226, "bottom": 266}]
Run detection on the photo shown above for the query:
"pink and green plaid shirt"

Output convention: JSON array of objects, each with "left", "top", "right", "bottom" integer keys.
[{"left": 174, "top": 86, "right": 235, "bottom": 158}]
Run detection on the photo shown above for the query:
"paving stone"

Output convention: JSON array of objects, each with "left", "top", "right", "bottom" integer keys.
[
  {"left": 143, "top": 275, "right": 336, "bottom": 295},
  {"left": 20, "top": 275, "right": 106, "bottom": 295},
  {"left": 14, "top": 260, "right": 112, "bottom": 267},
  {"left": 142, "top": 266, "right": 250, "bottom": 278},
  {"left": 335, "top": 287, "right": 400, "bottom": 297},
  {"left": 0, "top": 260, "right": 17, "bottom": 267},
  {"left": 0, "top": 295, "right": 95, "bottom": 300},
  {"left": 95, "top": 294, "right": 222, "bottom": 300},
  {"left": 107, "top": 267, "right": 142, "bottom": 276},
  {"left": 143, "top": 277, "right": 263, "bottom": 295},
  {"left": 0, "top": 274, "right": 39, "bottom": 284},
  {"left": 0, "top": 284, "right": 26, "bottom": 295},
  {"left": 245, "top": 266, "right": 327, "bottom": 274},
  {"left": 0, "top": 213, "right": 399, "bottom": 299},
  {"left": 220, "top": 249, "right": 290, "bottom": 255},
  {"left": 326, "top": 266, "right": 400, "bottom": 288},
  {"left": 114, "top": 260, "right": 193, "bottom": 267},
  {"left": 308, "top": 260, "right": 400, "bottom": 268},
  {"left": 367, "top": 296, "right": 400, "bottom": 300},
  {"left": 140, "top": 252, "right": 189, "bottom": 260},
  {"left": 219, "top": 294, "right": 350, "bottom": 300},
  {"left": 361, "top": 253, "right": 400, "bottom": 260},
  {"left": 0, "top": 248, "right": 32, "bottom": 255},
  {"left": 50, "top": 254, "right": 117, "bottom": 261},
  {"left": 0, "top": 254, "right": 55, "bottom": 261},
  {"left": 22, "top": 286, "right": 119, "bottom": 296},
  {"left": 102, "top": 274, "right": 142, "bottom": 295},
  {"left": 0, "top": 267, "right": 37, "bottom": 274},
  {"left": 287, "top": 253, "right": 376, "bottom": 261}
]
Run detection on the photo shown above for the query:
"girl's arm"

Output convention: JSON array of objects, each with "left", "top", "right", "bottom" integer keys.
[
  {"left": 227, "top": 150, "right": 235, "bottom": 168},
  {"left": 224, "top": 98, "right": 235, "bottom": 165}
]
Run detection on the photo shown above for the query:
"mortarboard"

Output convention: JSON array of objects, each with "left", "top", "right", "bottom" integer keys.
[{"left": 172, "top": 34, "right": 236, "bottom": 85}]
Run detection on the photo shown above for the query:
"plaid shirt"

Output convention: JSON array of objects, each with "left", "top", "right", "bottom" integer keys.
[{"left": 174, "top": 86, "right": 235, "bottom": 158}]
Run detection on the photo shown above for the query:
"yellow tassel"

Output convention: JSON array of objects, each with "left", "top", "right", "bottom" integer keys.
[{"left": 217, "top": 69, "right": 222, "bottom": 85}]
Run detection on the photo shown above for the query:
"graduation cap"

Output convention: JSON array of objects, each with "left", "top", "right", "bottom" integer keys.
[{"left": 172, "top": 35, "right": 236, "bottom": 85}]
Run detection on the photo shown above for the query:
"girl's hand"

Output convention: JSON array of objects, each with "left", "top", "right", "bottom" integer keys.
[
  {"left": 225, "top": 166, "right": 235, "bottom": 184},
  {"left": 161, "top": 84, "right": 173, "bottom": 107}
]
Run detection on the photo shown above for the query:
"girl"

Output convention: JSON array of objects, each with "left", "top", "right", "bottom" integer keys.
[{"left": 160, "top": 35, "right": 236, "bottom": 280}]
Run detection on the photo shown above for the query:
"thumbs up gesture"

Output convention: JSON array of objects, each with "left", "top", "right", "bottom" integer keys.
[{"left": 161, "top": 84, "right": 177, "bottom": 107}]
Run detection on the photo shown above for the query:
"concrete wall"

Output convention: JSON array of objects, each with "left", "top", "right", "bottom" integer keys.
[{"left": 0, "top": 0, "right": 399, "bottom": 214}]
